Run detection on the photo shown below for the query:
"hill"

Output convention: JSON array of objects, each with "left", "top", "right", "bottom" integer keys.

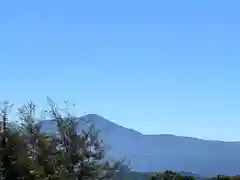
[{"left": 40, "top": 114, "right": 240, "bottom": 177}]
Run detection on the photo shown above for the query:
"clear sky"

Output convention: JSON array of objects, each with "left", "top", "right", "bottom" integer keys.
[{"left": 1, "top": 1, "right": 240, "bottom": 141}]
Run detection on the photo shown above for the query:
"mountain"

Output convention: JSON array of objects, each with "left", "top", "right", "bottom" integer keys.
[{"left": 40, "top": 114, "right": 240, "bottom": 177}]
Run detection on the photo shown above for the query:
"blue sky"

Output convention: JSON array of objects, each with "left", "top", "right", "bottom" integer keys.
[{"left": 1, "top": 1, "right": 240, "bottom": 141}]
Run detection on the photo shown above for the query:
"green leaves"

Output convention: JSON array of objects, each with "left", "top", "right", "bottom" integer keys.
[
  {"left": 0, "top": 99, "right": 121, "bottom": 180},
  {"left": 149, "top": 171, "right": 196, "bottom": 180}
]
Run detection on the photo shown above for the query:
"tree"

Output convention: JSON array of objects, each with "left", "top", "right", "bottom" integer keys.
[
  {"left": 46, "top": 98, "right": 122, "bottom": 180},
  {"left": 0, "top": 101, "right": 34, "bottom": 180},
  {"left": 211, "top": 175, "right": 231, "bottom": 180},
  {"left": 0, "top": 98, "right": 122, "bottom": 180},
  {"left": 149, "top": 171, "right": 195, "bottom": 180}
]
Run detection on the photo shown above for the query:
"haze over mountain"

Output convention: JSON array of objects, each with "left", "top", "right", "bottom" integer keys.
[{"left": 40, "top": 114, "right": 240, "bottom": 177}]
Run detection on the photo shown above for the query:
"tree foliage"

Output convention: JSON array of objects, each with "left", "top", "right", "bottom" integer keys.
[
  {"left": 0, "top": 98, "right": 240, "bottom": 180},
  {"left": 149, "top": 171, "right": 195, "bottom": 180},
  {"left": 0, "top": 99, "right": 122, "bottom": 180}
]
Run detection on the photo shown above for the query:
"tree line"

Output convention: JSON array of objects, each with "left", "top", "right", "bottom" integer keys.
[
  {"left": 0, "top": 98, "right": 239, "bottom": 180},
  {"left": 0, "top": 98, "right": 122, "bottom": 180},
  {"left": 148, "top": 171, "right": 240, "bottom": 180}
]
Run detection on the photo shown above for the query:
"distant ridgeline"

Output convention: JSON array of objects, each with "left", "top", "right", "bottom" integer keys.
[{"left": 117, "top": 170, "right": 240, "bottom": 180}]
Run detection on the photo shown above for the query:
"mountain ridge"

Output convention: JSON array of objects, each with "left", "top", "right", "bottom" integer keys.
[
  {"left": 40, "top": 114, "right": 240, "bottom": 176},
  {"left": 82, "top": 114, "right": 240, "bottom": 143}
]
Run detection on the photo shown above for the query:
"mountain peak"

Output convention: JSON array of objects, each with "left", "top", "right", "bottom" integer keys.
[
  {"left": 84, "top": 113, "right": 103, "bottom": 119},
  {"left": 39, "top": 114, "right": 240, "bottom": 176}
]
